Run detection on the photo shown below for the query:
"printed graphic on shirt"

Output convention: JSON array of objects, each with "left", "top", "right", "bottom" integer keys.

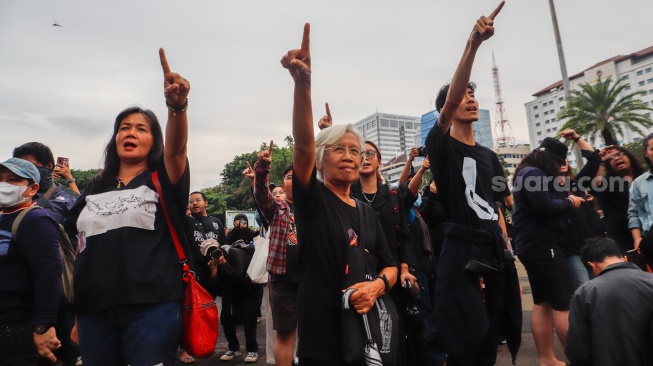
[
  {"left": 77, "top": 185, "right": 158, "bottom": 238},
  {"left": 0, "top": 230, "right": 11, "bottom": 256},
  {"left": 194, "top": 229, "right": 221, "bottom": 244},
  {"left": 462, "top": 157, "right": 498, "bottom": 221},
  {"left": 287, "top": 213, "right": 297, "bottom": 246},
  {"left": 377, "top": 297, "right": 393, "bottom": 354}
]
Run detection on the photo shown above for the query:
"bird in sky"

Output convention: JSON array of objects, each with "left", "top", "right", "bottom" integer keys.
[{"left": 53, "top": 19, "right": 63, "bottom": 27}]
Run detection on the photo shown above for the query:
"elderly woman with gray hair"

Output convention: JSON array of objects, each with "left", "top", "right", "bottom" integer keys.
[{"left": 281, "top": 24, "right": 397, "bottom": 365}]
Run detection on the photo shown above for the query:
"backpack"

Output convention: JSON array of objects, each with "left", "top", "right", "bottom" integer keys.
[{"left": 12, "top": 206, "right": 76, "bottom": 304}]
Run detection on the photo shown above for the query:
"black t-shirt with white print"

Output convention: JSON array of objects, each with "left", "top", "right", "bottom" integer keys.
[
  {"left": 425, "top": 121, "right": 509, "bottom": 232},
  {"left": 65, "top": 160, "right": 190, "bottom": 316}
]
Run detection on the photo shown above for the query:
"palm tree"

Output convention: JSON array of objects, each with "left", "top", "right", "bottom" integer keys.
[{"left": 558, "top": 75, "right": 653, "bottom": 146}]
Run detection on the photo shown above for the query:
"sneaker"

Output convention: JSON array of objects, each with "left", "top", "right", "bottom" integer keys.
[
  {"left": 220, "top": 350, "right": 242, "bottom": 361},
  {"left": 75, "top": 356, "right": 83, "bottom": 366},
  {"left": 244, "top": 352, "right": 259, "bottom": 363}
]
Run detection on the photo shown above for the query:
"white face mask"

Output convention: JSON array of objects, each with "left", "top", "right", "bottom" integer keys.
[{"left": 0, "top": 182, "right": 29, "bottom": 208}]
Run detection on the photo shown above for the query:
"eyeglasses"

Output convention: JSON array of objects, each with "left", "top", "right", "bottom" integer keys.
[
  {"left": 188, "top": 198, "right": 203, "bottom": 204},
  {"left": 324, "top": 145, "right": 363, "bottom": 157},
  {"left": 607, "top": 151, "right": 625, "bottom": 161},
  {"left": 364, "top": 150, "right": 378, "bottom": 158}
]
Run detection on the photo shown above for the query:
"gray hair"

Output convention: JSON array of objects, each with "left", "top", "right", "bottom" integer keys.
[{"left": 315, "top": 124, "right": 365, "bottom": 181}]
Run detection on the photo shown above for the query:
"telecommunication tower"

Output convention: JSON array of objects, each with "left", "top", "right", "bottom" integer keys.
[{"left": 492, "top": 52, "right": 515, "bottom": 147}]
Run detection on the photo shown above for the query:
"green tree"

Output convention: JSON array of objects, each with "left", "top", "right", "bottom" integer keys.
[
  {"left": 211, "top": 136, "right": 295, "bottom": 214},
  {"left": 70, "top": 168, "right": 102, "bottom": 191},
  {"left": 622, "top": 141, "right": 646, "bottom": 168},
  {"left": 558, "top": 75, "right": 653, "bottom": 146}
]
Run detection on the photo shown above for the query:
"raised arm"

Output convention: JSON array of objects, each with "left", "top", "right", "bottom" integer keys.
[
  {"left": 408, "top": 157, "right": 430, "bottom": 196},
  {"left": 317, "top": 102, "right": 333, "bottom": 130},
  {"left": 438, "top": 1, "right": 504, "bottom": 132},
  {"left": 160, "top": 48, "right": 190, "bottom": 186},
  {"left": 253, "top": 141, "right": 278, "bottom": 222},
  {"left": 282, "top": 23, "right": 314, "bottom": 187},
  {"left": 399, "top": 148, "right": 420, "bottom": 185}
]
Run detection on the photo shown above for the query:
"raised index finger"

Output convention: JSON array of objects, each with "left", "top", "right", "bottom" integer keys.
[
  {"left": 325, "top": 102, "right": 331, "bottom": 118},
  {"left": 159, "top": 48, "right": 171, "bottom": 75},
  {"left": 268, "top": 140, "right": 274, "bottom": 156},
  {"left": 300, "top": 23, "right": 310, "bottom": 52},
  {"left": 489, "top": 1, "right": 505, "bottom": 20}
]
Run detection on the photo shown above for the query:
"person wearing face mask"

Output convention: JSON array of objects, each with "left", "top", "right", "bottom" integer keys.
[
  {"left": 0, "top": 158, "right": 63, "bottom": 365},
  {"left": 12, "top": 142, "right": 81, "bottom": 366},
  {"left": 13, "top": 142, "right": 79, "bottom": 225}
]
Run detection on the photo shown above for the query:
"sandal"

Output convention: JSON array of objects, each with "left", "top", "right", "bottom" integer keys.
[{"left": 178, "top": 353, "right": 195, "bottom": 364}]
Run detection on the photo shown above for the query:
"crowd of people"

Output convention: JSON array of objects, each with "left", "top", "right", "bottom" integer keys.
[{"left": 4, "top": 2, "right": 653, "bottom": 366}]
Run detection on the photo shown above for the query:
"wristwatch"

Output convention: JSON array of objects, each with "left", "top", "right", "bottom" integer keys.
[{"left": 34, "top": 324, "right": 53, "bottom": 335}]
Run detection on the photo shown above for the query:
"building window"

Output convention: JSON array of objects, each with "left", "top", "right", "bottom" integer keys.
[
  {"left": 648, "top": 79, "right": 653, "bottom": 84},
  {"left": 533, "top": 106, "right": 538, "bottom": 110},
  {"left": 647, "top": 67, "right": 652, "bottom": 73},
  {"left": 536, "top": 122, "right": 541, "bottom": 127},
  {"left": 650, "top": 90, "right": 653, "bottom": 95},
  {"left": 559, "top": 97, "right": 564, "bottom": 101},
  {"left": 560, "top": 106, "right": 565, "bottom": 110},
  {"left": 552, "top": 127, "right": 557, "bottom": 131},
  {"left": 547, "top": 129, "right": 552, "bottom": 133},
  {"left": 623, "top": 75, "right": 629, "bottom": 80},
  {"left": 542, "top": 103, "right": 547, "bottom": 108},
  {"left": 544, "top": 111, "right": 549, "bottom": 115},
  {"left": 535, "top": 114, "right": 540, "bottom": 118},
  {"left": 646, "top": 113, "right": 652, "bottom": 117},
  {"left": 550, "top": 109, "right": 555, "bottom": 114},
  {"left": 549, "top": 101, "right": 554, "bottom": 105},
  {"left": 640, "top": 81, "right": 646, "bottom": 86},
  {"left": 537, "top": 132, "right": 542, "bottom": 136},
  {"left": 538, "top": 140, "right": 543, "bottom": 144},
  {"left": 638, "top": 70, "right": 644, "bottom": 76},
  {"left": 551, "top": 118, "right": 556, "bottom": 122},
  {"left": 625, "top": 85, "right": 631, "bottom": 91},
  {"left": 546, "top": 120, "right": 551, "bottom": 124}
]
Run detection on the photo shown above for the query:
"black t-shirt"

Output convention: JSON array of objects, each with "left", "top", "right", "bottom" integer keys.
[
  {"left": 599, "top": 182, "right": 633, "bottom": 252},
  {"left": 184, "top": 215, "right": 227, "bottom": 290},
  {"left": 425, "top": 123, "right": 509, "bottom": 232},
  {"left": 293, "top": 169, "right": 395, "bottom": 362},
  {"left": 227, "top": 227, "right": 255, "bottom": 245},
  {"left": 65, "top": 160, "right": 190, "bottom": 315}
]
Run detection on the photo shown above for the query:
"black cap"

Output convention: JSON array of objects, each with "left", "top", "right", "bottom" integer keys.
[
  {"left": 234, "top": 214, "right": 248, "bottom": 223},
  {"left": 535, "top": 137, "right": 568, "bottom": 164}
]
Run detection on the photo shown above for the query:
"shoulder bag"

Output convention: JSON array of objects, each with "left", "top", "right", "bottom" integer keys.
[{"left": 152, "top": 172, "right": 219, "bottom": 359}]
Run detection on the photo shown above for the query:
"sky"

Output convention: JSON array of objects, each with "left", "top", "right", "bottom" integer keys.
[{"left": 1, "top": 0, "right": 652, "bottom": 191}]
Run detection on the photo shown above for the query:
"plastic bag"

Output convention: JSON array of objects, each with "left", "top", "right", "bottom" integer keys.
[{"left": 247, "top": 228, "right": 270, "bottom": 283}]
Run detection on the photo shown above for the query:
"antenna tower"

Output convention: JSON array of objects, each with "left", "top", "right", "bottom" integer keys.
[{"left": 492, "top": 52, "right": 515, "bottom": 147}]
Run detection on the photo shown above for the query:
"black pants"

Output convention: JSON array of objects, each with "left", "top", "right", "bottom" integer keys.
[
  {"left": 0, "top": 324, "right": 39, "bottom": 366},
  {"left": 221, "top": 285, "right": 262, "bottom": 353},
  {"left": 446, "top": 269, "right": 507, "bottom": 366}
]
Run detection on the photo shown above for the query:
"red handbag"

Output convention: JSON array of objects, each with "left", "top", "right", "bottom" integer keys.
[{"left": 153, "top": 172, "right": 219, "bottom": 358}]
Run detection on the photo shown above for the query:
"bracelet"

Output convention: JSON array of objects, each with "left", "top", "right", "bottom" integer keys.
[
  {"left": 573, "top": 136, "right": 581, "bottom": 142},
  {"left": 65, "top": 178, "right": 76, "bottom": 184},
  {"left": 166, "top": 98, "right": 189, "bottom": 115},
  {"left": 374, "top": 274, "right": 391, "bottom": 294}
]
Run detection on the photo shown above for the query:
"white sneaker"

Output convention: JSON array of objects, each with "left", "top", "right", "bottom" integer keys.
[
  {"left": 244, "top": 352, "right": 259, "bottom": 363},
  {"left": 220, "top": 350, "right": 242, "bottom": 361}
]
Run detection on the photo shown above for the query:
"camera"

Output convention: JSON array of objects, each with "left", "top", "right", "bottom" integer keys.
[
  {"left": 199, "top": 239, "right": 222, "bottom": 260},
  {"left": 207, "top": 247, "right": 223, "bottom": 260},
  {"left": 417, "top": 146, "right": 427, "bottom": 157}
]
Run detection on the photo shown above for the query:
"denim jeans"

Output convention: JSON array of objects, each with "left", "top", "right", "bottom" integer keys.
[
  {"left": 567, "top": 254, "right": 591, "bottom": 291},
  {"left": 77, "top": 301, "right": 182, "bottom": 366}
]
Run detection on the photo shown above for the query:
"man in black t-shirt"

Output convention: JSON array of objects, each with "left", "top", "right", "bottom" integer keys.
[
  {"left": 424, "top": 3, "right": 522, "bottom": 365},
  {"left": 184, "top": 191, "right": 227, "bottom": 293}
]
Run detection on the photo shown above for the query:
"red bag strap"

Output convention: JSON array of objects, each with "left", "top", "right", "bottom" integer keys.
[{"left": 152, "top": 171, "right": 190, "bottom": 273}]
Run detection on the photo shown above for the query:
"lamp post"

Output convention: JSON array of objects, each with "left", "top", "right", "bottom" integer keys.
[{"left": 548, "top": 0, "right": 583, "bottom": 168}]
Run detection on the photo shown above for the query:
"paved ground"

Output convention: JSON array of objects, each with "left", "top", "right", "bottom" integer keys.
[{"left": 178, "top": 259, "right": 567, "bottom": 366}]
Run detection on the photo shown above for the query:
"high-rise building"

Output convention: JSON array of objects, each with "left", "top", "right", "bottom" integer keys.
[
  {"left": 354, "top": 112, "right": 421, "bottom": 164},
  {"left": 495, "top": 144, "right": 531, "bottom": 186},
  {"left": 420, "top": 109, "right": 494, "bottom": 148},
  {"left": 525, "top": 45, "right": 653, "bottom": 165}
]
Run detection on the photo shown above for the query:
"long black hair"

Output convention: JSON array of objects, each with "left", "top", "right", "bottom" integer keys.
[
  {"left": 604, "top": 145, "right": 645, "bottom": 179},
  {"left": 513, "top": 150, "right": 561, "bottom": 183},
  {"left": 88, "top": 106, "right": 164, "bottom": 190}
]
